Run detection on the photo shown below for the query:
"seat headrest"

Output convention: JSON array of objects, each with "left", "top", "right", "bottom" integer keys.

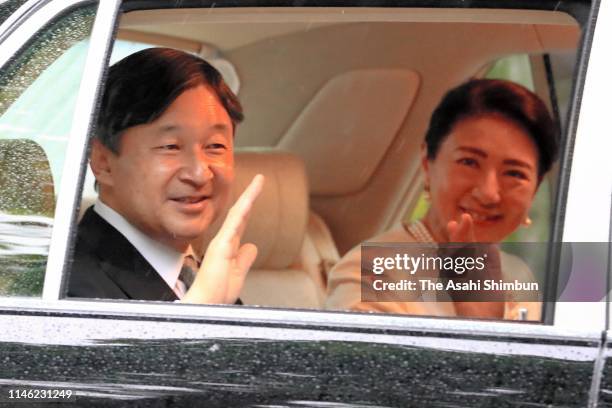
[
  {"left": 0, "top": 139, "right": 55, "bottom": 216},
  {"left": 231, "top": 149, "right": 309, "bottom": 269}
]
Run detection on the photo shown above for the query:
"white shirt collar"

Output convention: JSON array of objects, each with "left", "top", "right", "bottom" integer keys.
[{"left": 93, "top": 199, "right": 195, "bottom": 298}]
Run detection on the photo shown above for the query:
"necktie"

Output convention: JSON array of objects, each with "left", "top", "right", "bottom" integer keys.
[{"left": 178, "top": 254, "right": 199, "bottom": 291}]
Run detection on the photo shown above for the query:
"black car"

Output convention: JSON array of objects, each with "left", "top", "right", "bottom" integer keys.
[{"left": 0, "top": 0, "right": 611, "bottom": 406}]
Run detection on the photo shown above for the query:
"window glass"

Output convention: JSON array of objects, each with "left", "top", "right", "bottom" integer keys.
[
  {"left": 485, "top": 54, "right": 535, "bottom": 91},
  {"left": 0, "top": 5, "right": 97, "bottom": 296},
  {"left": 111, "top": 39, "right": 156, "bottom": 63},
  {"left": 0, "top": 0, "right": 28, "bottom": 27},
  {"left": 547, "top": 50, "right": 578, "bottom": 135},
  {"left": 68, "top": 5, "right": 588, "bottom": 324}
]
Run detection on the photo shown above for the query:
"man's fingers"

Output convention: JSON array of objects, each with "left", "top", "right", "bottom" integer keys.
[
  {"left": 187, "top": 175, "right": 263, "bottom": 306},
  {"left": 240, "top": 174, "right": 265, "bottom": 207},
  {"left": 234, "top": 243, "right": 258, "bottom": 276},
  {"left": 225, "top": 243, "right": 258, "bottom": 303},
  {"left": 182, "top": 260, "right": 227, "bottom": 304},
  {"left": 218, "top": 175, "right": 265, "bottom": 241}
]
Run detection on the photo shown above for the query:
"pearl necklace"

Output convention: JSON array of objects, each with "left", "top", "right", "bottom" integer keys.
[{"left": 405, "top": 220, "right": 436, "bottom": 244}]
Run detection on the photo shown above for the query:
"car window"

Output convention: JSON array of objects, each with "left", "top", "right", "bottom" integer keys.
[
  {"left": 60, "top": 2, "right": 601, "bottom": 326},
  {"left": 0, "top": 4, "right": 97, "bottom": 297}
]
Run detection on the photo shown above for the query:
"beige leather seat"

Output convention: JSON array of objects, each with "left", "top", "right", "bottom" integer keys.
[{"left": 226, "top": 149, "right": 340, "bottom": 309}]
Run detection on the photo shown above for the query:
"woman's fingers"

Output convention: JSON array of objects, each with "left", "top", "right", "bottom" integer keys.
[
  {"left": 447, "top": 213, "right": 475, "bottom": 242},
  {"left": 454, "top": 301, "right": 504, "bottom": 318},
  {"left": 447, "top": 220, "right": 458, "bottom": 239},
  {"left": 457, "top": 213, "right": 474, "bottom": 241}
]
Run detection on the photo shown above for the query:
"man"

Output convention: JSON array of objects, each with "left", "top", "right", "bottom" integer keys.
[{"left": 67, "top": 48, "right": 262, "bottom": 304}]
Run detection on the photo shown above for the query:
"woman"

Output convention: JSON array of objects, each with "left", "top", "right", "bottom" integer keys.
[{"left": 325, "top": 79, "right": 558, "bottom": 320}]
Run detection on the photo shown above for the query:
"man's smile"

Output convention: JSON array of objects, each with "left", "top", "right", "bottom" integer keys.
[
  {"left": 171, "top": 195, "right": 210, "bottom": 204},
  {"left": 169, "top": 194, "right": 212, "bottom": 213}
]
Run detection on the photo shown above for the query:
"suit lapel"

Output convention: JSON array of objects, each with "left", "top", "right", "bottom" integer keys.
[{"left": 79, "top": 208, "right": 178, "bottom": 301}]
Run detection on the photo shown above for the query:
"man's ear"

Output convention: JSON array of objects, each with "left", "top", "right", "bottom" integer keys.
[{"left": 90, "top": 139, "right": 115, "bottom": 188}]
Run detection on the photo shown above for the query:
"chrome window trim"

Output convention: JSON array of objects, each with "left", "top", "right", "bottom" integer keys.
[
  {"left": 0, "top": 0, "right": 88, "bottom": 68},
  {"left": 555, "top": 0, "right": 611, "bottom": 330},
  {"left": 0, "top": 297, "right": 603, "bottom": 341},
  {"left": 118, "top": 7, "right": 580, "bottom": 25},
  {"left": 0, "top": 0, "right": 605, "bottom": 338},
  {"left": 0, "top": 0, "right": 48, "bottom": 45},
  {"left": 41, "top": 0, "right": 120, "bottom": 301}
]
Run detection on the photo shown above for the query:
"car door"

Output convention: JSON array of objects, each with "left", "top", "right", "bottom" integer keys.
[{"left": 0, "top": 0, "right": 609, "bottom": 406}]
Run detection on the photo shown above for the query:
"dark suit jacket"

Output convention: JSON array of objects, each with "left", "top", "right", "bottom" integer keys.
[{"left": 67, "top": 207, "right": 178, "bottom": 301}]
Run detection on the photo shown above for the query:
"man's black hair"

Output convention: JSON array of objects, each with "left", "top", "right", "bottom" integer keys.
[
  {"left": 95, "top": 47, "right": 243, "bottom": 153},
  {"left": 424, "top": 79, "right": 558, "bottom": 178}
]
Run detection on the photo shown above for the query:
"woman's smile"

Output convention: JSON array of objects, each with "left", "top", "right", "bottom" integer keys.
[
  {"left": 457, "top": 206, "right": 503, "bottom": 223},
  {"left": 424, "top": 114, "right": 539, "bottom": 242}
]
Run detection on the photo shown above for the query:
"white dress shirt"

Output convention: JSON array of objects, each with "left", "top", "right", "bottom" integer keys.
[{"left": 94, "top": 199, "right": 196, "bottom": 299}]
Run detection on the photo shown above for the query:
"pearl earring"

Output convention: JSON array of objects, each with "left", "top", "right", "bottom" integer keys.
[
  {"left": 523, "top": 216, "right": 532, "bottom": 227},
  {"left": 424, "top": 183, "right": 430, "bottom": 201}
]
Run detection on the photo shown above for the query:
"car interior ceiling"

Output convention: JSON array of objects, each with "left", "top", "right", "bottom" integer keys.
[{"left": 75, "top": 7, "right": 582, "bottom": 309}]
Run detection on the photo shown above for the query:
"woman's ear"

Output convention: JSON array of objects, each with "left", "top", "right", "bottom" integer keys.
[
  {"left": 420, "top": 143, "right": 431, "bottom": 189},
  {"left": 90, "top": 139, "right": 115, "bottom": 188}
]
